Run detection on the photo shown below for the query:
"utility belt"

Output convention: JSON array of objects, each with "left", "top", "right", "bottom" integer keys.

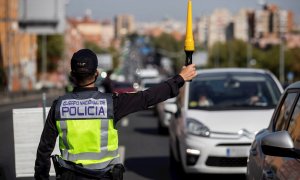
[{"left": 51, "top": 155, "right": 125, "bottom": 180}]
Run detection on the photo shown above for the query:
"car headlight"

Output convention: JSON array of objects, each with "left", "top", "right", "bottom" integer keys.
[{"left": 186, "top": 118, "right": 210, "bottom": 137}]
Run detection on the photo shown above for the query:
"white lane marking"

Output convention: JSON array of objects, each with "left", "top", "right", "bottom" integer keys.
[
  {"left": 118, "top": 146, "right": 126, "bottom": 164},
  {"left": 121, "top": 117, "right": 129, "bottom": 127}
]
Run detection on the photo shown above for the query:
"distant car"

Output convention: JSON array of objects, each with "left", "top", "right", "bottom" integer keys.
[
  {"left": 139, "top": 76, "right": 173, "bottom": 133},
  {"left": 112, "top": 81, "right": 136, "bottom": 93},
  {"left": 138, "top": 77, "right": 163, "bottom": 111},
  {"left": 168, "top": 68, "right": 283, "bottom": 175},
  {"left": 247, "top": 81, "right": 300, "bottom": 180},
  {"left": 139, "top": 77, "right": 162, "bottom": 91},
  {"left": 156, "top": 97, "right": 176, "bottom": 134}
]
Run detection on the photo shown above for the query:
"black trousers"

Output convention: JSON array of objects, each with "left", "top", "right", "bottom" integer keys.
[{"left": 57, "top": 169, "right": 113, "bottom": 180}]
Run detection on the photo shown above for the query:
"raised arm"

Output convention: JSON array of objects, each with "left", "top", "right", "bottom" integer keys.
[{"left": 113, "top": 64, "right": 197, "bottom": 121}]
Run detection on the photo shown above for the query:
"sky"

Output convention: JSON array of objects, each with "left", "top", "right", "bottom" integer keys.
[{"left": 66, "top": 0, "right": 300, "bottom": 24}]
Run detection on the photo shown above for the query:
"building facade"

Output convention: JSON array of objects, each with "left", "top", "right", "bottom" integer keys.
[
  {"left": 114, "top": 14, "right": 135, "bottom": 39},
  {"left": 64, "top": 19, "right": 84, "bottom": 73},
  {"left": 68, "top": 15, "right": 102, "bottom": 47},
  {"left": 234, "top": 9, "right": 250, "bottom": 42},
  {"left": 195, "top": 16, "right": 209, "bottom": 46},
  {"left": 208, "top": 9, "right": 232, "bottom": 47},
  {"left": 0, "top": 0, "right": 37, "bottom": 92},
  {"left": 99, "top": 20, "right": 114, "bottom": 48}
]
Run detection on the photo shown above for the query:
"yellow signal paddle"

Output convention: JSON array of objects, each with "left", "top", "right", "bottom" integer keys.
[{"left": 184, "top": 0, "right": 195, "bottom": 66}]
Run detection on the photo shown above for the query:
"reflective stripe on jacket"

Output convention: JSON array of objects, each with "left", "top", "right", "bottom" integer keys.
[{"left": 55, "top": 91, "right": 119, "bottom": 169}]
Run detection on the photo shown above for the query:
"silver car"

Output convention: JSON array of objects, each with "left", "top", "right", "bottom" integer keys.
[{"left": 247, "top": 81, "right": 300, "bottom": 180}]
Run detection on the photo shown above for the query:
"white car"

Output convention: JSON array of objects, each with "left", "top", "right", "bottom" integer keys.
[
  {"left": 156, "top": 97, "right": 176, "bottom": 134},
  {"left": 168, "top": 68, "right": 283, "bottom": 175}
]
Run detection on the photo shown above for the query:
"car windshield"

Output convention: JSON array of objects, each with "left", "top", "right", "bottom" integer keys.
[{"left": 188, "top": 71, "right": 282, "bottom": 110}]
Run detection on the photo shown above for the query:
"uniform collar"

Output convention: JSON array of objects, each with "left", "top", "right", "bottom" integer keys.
[{"left": 73, "top": 87, "right": 98, "bottom": 92}]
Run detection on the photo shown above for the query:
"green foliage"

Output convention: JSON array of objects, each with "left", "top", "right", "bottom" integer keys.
[
  {"left": 151, "top": 33, "right": 183, "bottom": 52},
  {"left": 127, "top": 33, "right": 139, "bottom": 42},
  {"left": 253, "top": 45, "right": 280, "bottom": 76},
  {"left": 285, "top": 47, "right": 300, "bottom": 81},
  {"left": 208, "top": 39, "right": 300, "bottom": 81},
  {"left": 84, "top": 41, "right": 108, "bottom": 54},
  {"left": 47, "top": 34, "right": 64, "bottom": 59},
  {"left": 208, "top": 40, "right": 247, "bottom": 67},
  {"left": 149, "top": 33, "right": 185, "bottom": 72},
  {"left": 37, "top": 34, "right": 64, "bottom": 73},
  {"left": 108, "top": 46, "right": 121, "bottom": 69}
]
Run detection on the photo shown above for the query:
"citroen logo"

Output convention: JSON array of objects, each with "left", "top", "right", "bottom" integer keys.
[{"left": 238, "top": 129, "right": 255, "bottom": 139}]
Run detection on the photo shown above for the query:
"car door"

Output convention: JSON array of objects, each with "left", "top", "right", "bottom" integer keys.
[
  {"left": 247, "top": 92, "right": 298, "bottom": 180},
  {"left": 262, "top": 91, "right": 300, "bottom": 180}
]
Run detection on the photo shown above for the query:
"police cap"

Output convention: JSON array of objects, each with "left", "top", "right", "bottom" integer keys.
[{"left": 71, "top": 49, "right": 98, "bottom": 74}]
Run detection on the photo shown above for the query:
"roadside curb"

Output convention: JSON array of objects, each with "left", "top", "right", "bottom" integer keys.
[{"left": 0, "top": 89, "right": 64, "bottom": 106}]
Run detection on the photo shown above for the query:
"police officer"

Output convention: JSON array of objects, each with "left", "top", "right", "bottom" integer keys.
[{"left": 34, "top": 49, "right": 197, "bottom": 180}]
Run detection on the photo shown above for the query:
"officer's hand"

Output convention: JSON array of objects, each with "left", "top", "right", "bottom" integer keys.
[{"left": 179, "top": 64, "right": 197, "bottom": 81}]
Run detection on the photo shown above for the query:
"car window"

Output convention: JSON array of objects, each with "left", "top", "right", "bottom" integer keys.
[
  {"left": 275, "top": 93, "right": 298, "bottom": 131},
  {"left": 188, "top": 72, "right": 281, "bottom": 110},
  {"left": 288, "top": 94, "right": 300, "bottom": 149}
]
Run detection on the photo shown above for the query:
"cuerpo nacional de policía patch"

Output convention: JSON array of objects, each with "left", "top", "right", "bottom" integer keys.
[{"left": 60, "top": 98, "right": 108, "bottom": 119}]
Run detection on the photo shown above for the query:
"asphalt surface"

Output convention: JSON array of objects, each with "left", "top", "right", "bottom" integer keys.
[
  {"left": 0, "top": 92, "right": 246, "bottom": 180},
  {"left": 0, "top": 93, "right": 58, "bottom": 180}
]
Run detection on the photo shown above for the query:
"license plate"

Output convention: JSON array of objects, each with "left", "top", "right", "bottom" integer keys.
[{"left": 226, "top": 147, "right": 249, "bottom": 157}]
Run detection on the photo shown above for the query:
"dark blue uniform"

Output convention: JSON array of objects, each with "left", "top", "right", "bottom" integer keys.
[{"left": 34, "top": 75, "right": 184, "bottom": 180}]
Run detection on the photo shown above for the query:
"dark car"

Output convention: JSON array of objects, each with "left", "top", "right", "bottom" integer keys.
[
  {"left": 96, "top": 78, "right": 137, "bottom": 94},
  {"left": 112, "top": 81, "right": 136, "bottom": 93},
  {"left": 247, "top": 81, "right": 300, "bottom": 180}
]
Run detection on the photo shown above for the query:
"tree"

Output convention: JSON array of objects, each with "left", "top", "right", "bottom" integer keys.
[
  {"left": 149, "top": 33, "right": 185, "bottom": 72},
  {"left": 285, "top": 47, "right": 300, "bottom": 81},
  {"left": 208, "top": 40, "right": 247, "bottom": 68},
  {"left": 84, "top": 41, "right": 108, "bottom": 54},
  {"left": 37, "top": 34, "right": 64, "bottom": 73},
  {"left": 253, "top": 45, "right": 280, "bottom": 77},
  {"left": 208, "top": 39, "right": 300, "bottom": 82}
]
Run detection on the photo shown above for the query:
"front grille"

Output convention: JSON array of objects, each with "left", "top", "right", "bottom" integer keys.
[{"left": 206, "top": 156, "right": 247, "bottom": 167}]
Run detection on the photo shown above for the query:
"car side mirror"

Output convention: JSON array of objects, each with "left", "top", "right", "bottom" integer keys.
[
  {"left": 261, "top": 131, "right": 300, "bottom": 158},
  {"left": 164, "top": 104, "right": 177, "bottom": 114}
]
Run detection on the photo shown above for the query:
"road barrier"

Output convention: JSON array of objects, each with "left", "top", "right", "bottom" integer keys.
[{"left": 13, "top": 107, "right": 59, "bottom": 178}]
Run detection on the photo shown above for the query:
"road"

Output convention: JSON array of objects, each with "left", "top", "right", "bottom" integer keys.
[
  {"left": 0, "top": 94, "right": 57, "bottom": 180},
  {"left": 0, "top": 95, "right": 245, "bottom": 180}
]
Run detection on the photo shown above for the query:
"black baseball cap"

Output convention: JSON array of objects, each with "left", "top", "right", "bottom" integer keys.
[{"left": 71, "top": 49, "right": 98, "bottom": 74}]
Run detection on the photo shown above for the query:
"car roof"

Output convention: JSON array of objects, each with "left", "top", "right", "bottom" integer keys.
[
  {"left": 286, "top": 81, "right": 300, "bottom": 89},
  {"left": 196, "top": 68, "right": 271, "bottom": 75}
]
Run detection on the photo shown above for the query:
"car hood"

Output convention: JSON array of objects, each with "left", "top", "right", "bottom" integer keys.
[{"left": 186, "top": 109, "right": 274, "bottom": 133}]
